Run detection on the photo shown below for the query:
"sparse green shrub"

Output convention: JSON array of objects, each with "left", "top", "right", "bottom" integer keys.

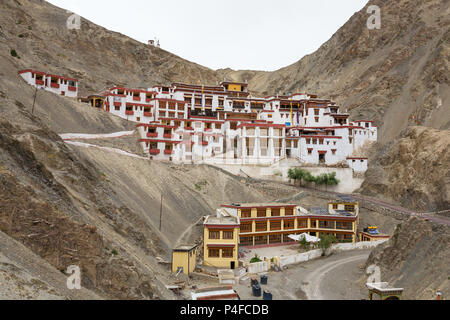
[
  {"left": 10, "top": 49, "right": 18, "bottom": 57},
  {"left": 273, "top": 170, "right": 282, "bottom": 177},
  {"left": 28, "top": 26, "right": 32, "bottom": 30},
  {"left": 299, "top": 237, "right": 310, "bottom": 251},
  {"left": 111, "top": 249, "right": 118, "bottom": 256},
  {"left": 250, "top": 254, "right": 262, "bottom": 263},
  {"left": 318, "top": 233, "right": 337, "bottom": 256},
  {"left": 393, "top": 223, "right": 402, "bottom": 244},
  {"left": 18, "top": 34, "right": 25, "bottom": 38},
  {"left": 194, "top": 180, "right": 208, "bottom": 191}
]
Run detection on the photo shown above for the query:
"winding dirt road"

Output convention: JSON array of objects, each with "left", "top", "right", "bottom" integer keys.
[{"left": 302, "top": 251, "right": 370, "bottom": 300}]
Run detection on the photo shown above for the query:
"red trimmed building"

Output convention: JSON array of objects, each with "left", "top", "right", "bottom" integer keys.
[{"left": 18, "top": 69, "right": 79, "bottom": 97}]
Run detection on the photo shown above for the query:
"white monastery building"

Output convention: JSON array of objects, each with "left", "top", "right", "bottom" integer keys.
[
  {"left": 18, "top": 68, "right": 376, "bottom": 172},
  {"left": 96, "top": 82, "right": 376, "bottom": 170},
  {"left": 18, "top": 69, "right": 79, "bottom": 98}
]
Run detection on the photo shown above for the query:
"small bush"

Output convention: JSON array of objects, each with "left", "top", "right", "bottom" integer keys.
[
  {"left": 18, "top": 34, "right": 25, "bottom": 38},
  {"left": 28, "top": 26, "right": 32, "bottom": 30},
  {"left": 250, "top": 254, "right": 262, "bottom": 263},
  {"left": 111, "top": 249, "right": 118, "bottom": 256},
  {"left": 10, "top": 49, "right": 18, "bottom": 57},
  {"left": 318, "top": 233, "right": 337, "bottom": 256},
  {"left": 299, "top": 237, "right": 310, "bottom": 251}
]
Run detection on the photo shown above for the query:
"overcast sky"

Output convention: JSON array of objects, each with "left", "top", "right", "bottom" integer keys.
[{"left": 47, "top": 0, "right": 368, "bottom": 71}]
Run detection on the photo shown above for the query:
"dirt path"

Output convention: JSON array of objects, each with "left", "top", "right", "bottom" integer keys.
[
  {"left": 60, "top": 131, "right": 135, "bottom": 140},
  {"left": 235, "top": 250, "right": 370, "bottom": 300},
  {"left": 302, "top": 251, "right": 369, "bottom": 300}
]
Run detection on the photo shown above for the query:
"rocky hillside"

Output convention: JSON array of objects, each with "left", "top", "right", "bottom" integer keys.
[
  {"left": 223, "top": 0, "right": 450, "bottom": 210},
  {"left": 1, "top": 0, "right": 221, "bottom": 97},
  {"left": 364, "top": 217, "right": 450, "bottom": 299},
  {"left": 360, "top": 126, "right": 450, "bottom": 211},
  {"left": 228, "top": 0, "right": 450, "bottom": 143}
]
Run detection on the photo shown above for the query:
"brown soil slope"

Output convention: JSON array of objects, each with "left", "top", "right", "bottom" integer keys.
[
  {"left": 229, "top": 0, "right": 450, "bottom": 143},
  {"left": 1, "top": 0, "right": 221, "bottom": 97},
  {"left": 360, "top": 126, "right": 450, "bottom": 211},
  {"left": 364, "top": 217, "right": 450, "bottom": 299}
]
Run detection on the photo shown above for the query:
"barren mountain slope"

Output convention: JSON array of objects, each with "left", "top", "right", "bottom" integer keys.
[
  {"left": 360, "top": 126, "right": 450, "bottom": 211},
  {"left": 1, "top": 0, "right": 221, "bottom": 97},
  {"left": 363, "top": 217, "right": 450, "bottom": 299},
  {"left": 227, "top": 0, "right": 449, "bottom": 141}
]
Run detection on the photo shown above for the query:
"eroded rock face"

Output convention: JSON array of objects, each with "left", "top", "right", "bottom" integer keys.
[
  {"left": 359, "top": 126, "right": 450, "bottom": 212},
  {"left": 0, "top": 119, "right": 162, "bottom": 299},
  {"left": 364, "top": 217, "right": 450, "bottom": 299}
]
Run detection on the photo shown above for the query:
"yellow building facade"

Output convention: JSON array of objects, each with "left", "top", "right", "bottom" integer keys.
[
  {"left": 172, "top": 244, "right": 198, "bottom": 275},
  {"left": 203, "top": 215, "right": 240, "bottom": 269},
  {"left": 221, "top": 203, "right": 359, "bottom": 247}
]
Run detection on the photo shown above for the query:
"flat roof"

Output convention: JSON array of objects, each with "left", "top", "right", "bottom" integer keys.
[
  {"left": 173, "top": 244, "right": 198, "bottom": 252},
  {"left": 204, "top": 215, "right": 238, "bottom": 226},
  {"left": 221, "top": 203, "right": 297, "bottom": 209}
]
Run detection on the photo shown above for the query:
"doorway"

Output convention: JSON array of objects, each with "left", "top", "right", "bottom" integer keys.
[{"left": 230, "top": 261, "right": 235, "bottom": 270}]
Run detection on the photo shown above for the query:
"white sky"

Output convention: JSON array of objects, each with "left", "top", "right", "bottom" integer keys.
[{"left": 47, "top": 0, "right": 368, "bottom": 71}]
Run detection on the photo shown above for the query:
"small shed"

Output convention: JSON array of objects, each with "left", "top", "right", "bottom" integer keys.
[{"left": 172, "top": 244, "right": 198, "bottom": 275}]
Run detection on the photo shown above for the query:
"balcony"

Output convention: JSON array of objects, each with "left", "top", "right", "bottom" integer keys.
[
  {"left": 200, "top": 141, "right": 208, "bottom": 146},
  {"left": 149, "top": 149, "right": 160, "bottom": 155},
  {"left": 50, "top": 82, "right": 60, "bottom": 89},
  {"left": 184, "top": 127, "right": 194, "bottom": 131},
  {"left": 147, "top": 132, "right": 158, "bottom": 138},
  {"left": 164, "top": 149, "right": 174, "bottom": 155},
  {"left": 125, "top": 110, "right": 134, "bottom": 116},
  {"left": 114, "top": 102, "right": 121, "bottom": 107},
  {"left": 68, "top": 86, "right": 77, "bottom": 92},
  {"left": 36, "top": 79, "right": 44, "bottom": 85},
  {"left": 143, "top": 112, "right": 152, "bottom": 117},
  {"left": 163, "top": 134, "right": 173, "bottom": 139},
  {"left": 133, "top": 96, "right": 140, "bottom": 101}
]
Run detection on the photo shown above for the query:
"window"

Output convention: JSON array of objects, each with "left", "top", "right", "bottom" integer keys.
[
  {"left": 208, "top": 248, "right": 220, "bottom": 258},
  {"left": 336, "top": 222, "right": 353, "bottom": 230},
  {"left": 240, "top": 223, "right": 252, "bottom": 233},
  {"left": 284, "top": 220, "right": 294, "bottom": 230},
  {"left": 297, "top": 219, "right": 307, "bottom": 228},
  {"left": 270, "top": 220, "right": 281, "bottom": 231},
  {"left": 223, "top": 231, "right": 234, "bottom": 240},
  {"left": 240, "top": 236, "right": 253, "bottom": 246},
  {"left": 222, "top": 248, "right": 233, "bottom": 258},
  {"left": 257, "top": 208, "right": 267, "bottom": 217},
  {"left": 209, "top": 230, "right": 220, "bottom": 239},
  {"left": 271, "top": 208, "right": 280, "bottom": 217},
  {"left": 344, "top": 204, "right": 355, "bottom": 212},
  {"left": 255, "top": 221, "right": 267, "bottom": 232},
  {"left": 254, "top": 235, "right": 267, "bottom": 245},
  {"left": 285, "top": 207, "right": 294, "bottom": 216},
  {"left": 319, "top": 220, "right": 335, "bottom": 229},
  {"left": 314, "top": 109, "right": 320, "bottom": 116},
  {"left": 333, "top": 204, "right": 338, "bottom": 210},
  {"left": 269, "top": 234, "right": 282, "bottom": 244},
  {"left": 241, "top": 209, "right": 251, "bottom": 218}
]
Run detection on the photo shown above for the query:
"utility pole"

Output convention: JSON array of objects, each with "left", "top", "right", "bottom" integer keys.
[
  {"left": 159, "top": 194, "right": 163, "bottom": 231},
  {"left": 31, "top": 87, "right": 38, "bottom": 115}
]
